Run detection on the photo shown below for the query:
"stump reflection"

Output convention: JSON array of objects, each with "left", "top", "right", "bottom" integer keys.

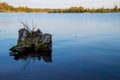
[{"left": 10, "top": 51, "right": 52, "bottom": 62}]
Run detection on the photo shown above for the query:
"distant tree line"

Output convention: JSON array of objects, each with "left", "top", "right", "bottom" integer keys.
[
  {"left": 0, "top": 2, "right": 120, "bottom": 13},
  {"left": 48, "top": 6, "right": 120, "bottom": 13}
]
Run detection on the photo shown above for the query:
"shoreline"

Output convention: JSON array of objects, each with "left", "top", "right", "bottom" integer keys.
[
  {"left": 0, "top": 2, "right": 120, "bottom": 13},
  {"left": 0, "top": 12, "right": 120, "bottom": 13}
]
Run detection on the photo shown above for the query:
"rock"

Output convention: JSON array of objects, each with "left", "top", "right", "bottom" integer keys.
[{"left": 10, "top": 28, "right": 52, "bottom": 53}]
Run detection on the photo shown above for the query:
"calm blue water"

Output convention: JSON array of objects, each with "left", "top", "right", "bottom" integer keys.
[{"left": 0, "top": 13, "right": 120, "bottom": 80}]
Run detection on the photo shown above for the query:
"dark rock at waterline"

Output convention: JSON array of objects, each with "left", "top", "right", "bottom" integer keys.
[{"left": 10, "top": 28, "right": 52, "bottom": 53}]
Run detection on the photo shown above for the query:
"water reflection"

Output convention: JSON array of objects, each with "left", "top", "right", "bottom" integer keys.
[{"left": 10, "top": 51, "right": 52, "bottom": 62}]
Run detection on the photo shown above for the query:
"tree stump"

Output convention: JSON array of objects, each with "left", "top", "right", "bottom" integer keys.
[{"left": 10, "top": 28, "right": 52, "bottom": 53}]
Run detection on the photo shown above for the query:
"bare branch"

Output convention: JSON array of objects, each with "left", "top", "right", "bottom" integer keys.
[{"left": 18, "top": 20, "right": 38, "bottom": 33}]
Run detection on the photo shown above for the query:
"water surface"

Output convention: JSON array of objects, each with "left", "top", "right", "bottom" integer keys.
[{"left": 0, "top": 13, "right": 120, "bottom": 80}]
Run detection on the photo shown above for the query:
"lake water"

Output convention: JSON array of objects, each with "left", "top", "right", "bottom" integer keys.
[{"left": 0, "top": 13, "right": 120, "bottom": 80}]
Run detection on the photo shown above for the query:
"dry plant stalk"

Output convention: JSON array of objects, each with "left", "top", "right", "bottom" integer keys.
[{"left": 18, "top": 20, "right": 37, "bottom": 33}]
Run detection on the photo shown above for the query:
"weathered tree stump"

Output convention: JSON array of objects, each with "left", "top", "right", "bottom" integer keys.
[{"left": 10, "top": 28, "right": 52, "bottom": 53}]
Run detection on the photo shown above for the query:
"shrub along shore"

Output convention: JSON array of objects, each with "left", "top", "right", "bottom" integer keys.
[{"left": 0, "top": 2, "right": 120, "bottom": 13}]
